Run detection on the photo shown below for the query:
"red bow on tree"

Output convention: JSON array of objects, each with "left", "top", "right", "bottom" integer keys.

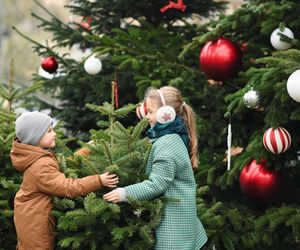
[{"left": 160, "top": 0, "right": 187, "bottom": 13}]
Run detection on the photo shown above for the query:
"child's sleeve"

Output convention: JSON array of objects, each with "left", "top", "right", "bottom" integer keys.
[
  {"left": 73, "top": 140, "right": 94, "bottom": 156},
  {"left": 74, "top": 147, "right": 91, "bottom": 156},
  {"left": 125, "top": 154, "right": 175, "bottom": 201},
  {"left": 33, "top": 161, "right": 102, "bottom": 198}
]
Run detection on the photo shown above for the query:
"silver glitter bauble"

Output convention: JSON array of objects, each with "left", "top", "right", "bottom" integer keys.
[{"left": 243, "top": 89, "right": 260, "bottom": 109}]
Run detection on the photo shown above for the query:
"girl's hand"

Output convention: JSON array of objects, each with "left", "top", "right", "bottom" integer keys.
[
  {"left": 99, "top": 172, "right": 119, "bottom": 188},
  {"left": 103, "top": 188, "right": 126, "bottom": 203}
]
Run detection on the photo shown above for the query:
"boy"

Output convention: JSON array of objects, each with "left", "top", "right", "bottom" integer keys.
[{"left": 10, "top": 111, "right": 118, "bottom": 250}]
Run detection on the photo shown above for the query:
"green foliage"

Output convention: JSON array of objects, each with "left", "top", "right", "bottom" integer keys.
[
  {"left": 0, "top": 60, "right": 43, "bottom": 249},
  {"left": 53, "top": 99, "right": 165, "bottom": 249},
  {"left": 0, "top": 111, "right": 18, "bottom": 249},
  {"left": 185, "top": 1, "right": 300, "bottom": 249},
  {"left": 13, "top": 0, "right": 226, "bottom": 139}
]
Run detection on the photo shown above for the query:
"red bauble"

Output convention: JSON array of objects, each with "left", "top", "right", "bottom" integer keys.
[
  {"left": 239, "top": 159, "right": 283, "bottom": 202},
  {"left": 199, "top": 38, "right": 242, "bottom": 81},
  {"left": 41, "top": 56, "right": 58, "bottom": 74},
  {"left": 263, "top": 127, "right": 291, "bottom": 154}
]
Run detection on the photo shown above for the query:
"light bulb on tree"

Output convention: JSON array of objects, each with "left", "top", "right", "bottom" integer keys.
[{"left": 84, "top": 55, "right": 102, "bottom": 75}]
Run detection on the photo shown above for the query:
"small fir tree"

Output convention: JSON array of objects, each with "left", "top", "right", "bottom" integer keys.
[
  {"left": 0, "top": 60, "right": 43, "bottom": 249},
  {"left": 53, "top": 82, "right": 165, "bottom": 249}
]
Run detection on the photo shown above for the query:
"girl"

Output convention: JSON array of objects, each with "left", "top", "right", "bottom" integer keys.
[{"left": 103, "top": 86, "right": 207, "bottom": 249}]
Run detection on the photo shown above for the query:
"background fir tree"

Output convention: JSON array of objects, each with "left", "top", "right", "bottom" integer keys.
[
  {"left": 0, "top": 60, "right": 43, "bottom": 249},
  {"left": 13, "top": 0, "right": 226, "bottom": 139},
  {"left": 181, "top": 0, "right": 300, "bottom": 249},
  {"left": 0, "top": 70, "right": 17, "bottom": 250}
]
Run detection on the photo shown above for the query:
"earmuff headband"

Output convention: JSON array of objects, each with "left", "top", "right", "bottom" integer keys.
[
  {"left": 157, "top": 89, "right": 166, "bottom": 107},
  {"left": 156, "top": 89, "right": 176, "bottom": 124}
]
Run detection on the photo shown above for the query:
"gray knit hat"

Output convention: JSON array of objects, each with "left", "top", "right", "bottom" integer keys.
[{"left": 15, "top": 111, "right": 54, "bottom": 146}]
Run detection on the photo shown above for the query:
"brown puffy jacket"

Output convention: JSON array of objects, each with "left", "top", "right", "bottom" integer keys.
[
  {"left": 10, "top": 139, "right": 102, "bottom": 250},
  {"left": 74, "top": 140, "right": 93, "bottom": 157}
]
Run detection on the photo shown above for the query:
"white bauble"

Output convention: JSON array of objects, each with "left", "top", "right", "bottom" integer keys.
[
  {"left": 287, "top": 69, "right": 300, "bottom": 102},
  {"left": 84, "top": 55, "right": 102, "bottom": 75},
  {"left": 270, "top": 27, "right": 294, "bottom": 50}
]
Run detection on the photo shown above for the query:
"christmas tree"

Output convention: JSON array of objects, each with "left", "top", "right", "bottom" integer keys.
[
  {"left": 7, "top": 0, "right": 300, "bottom": 249},
  {"left": 180, "top": 0, "right": 300, "bottom": 249},
  {"left": 12, "top": 0, "right": 225, "bottom": 138}
]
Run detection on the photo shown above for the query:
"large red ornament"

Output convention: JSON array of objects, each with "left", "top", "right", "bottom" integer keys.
[
  {"left": 263, "top": 127, "right": 291, "bottom": 154},
  {"left": 199, "top": 38, "right": 242, "bottom": 81},
  {"left": 239, "top": 159, "right": 283, "bottom": 202},
  {"left": 41, "top": 56, "right": 58, "bottom": 74}
]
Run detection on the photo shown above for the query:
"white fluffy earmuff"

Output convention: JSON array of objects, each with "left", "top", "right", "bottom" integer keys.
[{"left": 156, "top": 89, "right": 176, "bottom": 124}]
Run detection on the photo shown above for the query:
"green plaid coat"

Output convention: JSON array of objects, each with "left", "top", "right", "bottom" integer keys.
[{"left": 125, "top": 134, "right": 207, "bottom": 250}]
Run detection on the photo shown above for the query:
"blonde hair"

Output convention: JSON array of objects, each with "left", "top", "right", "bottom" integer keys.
[{"left": 145, "top": 86, "right": 199, "bottom": 168}]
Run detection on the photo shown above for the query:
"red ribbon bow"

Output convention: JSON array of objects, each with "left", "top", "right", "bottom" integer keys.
[{"left": 160, "top": 0, "right": 187, "bottom": 13}]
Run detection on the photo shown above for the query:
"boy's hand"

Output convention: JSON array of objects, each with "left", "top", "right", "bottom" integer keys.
[{"left": 99, "top": 172, "right": 119, "bottom": 188}]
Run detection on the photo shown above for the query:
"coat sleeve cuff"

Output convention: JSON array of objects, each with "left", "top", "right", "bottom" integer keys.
[
  {"left": 74, "top": 147, "right": 91, "bottom": 156},
  {"left": 118, "top": 188, "right": 127, "bottom": 202},
  {"left": 97, "top": 174, "right": 103, "bottom": 187}
]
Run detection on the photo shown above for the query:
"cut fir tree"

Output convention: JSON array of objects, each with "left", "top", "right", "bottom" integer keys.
[{"left": 53, "top": 82, "right": 165, "bottom": 250}]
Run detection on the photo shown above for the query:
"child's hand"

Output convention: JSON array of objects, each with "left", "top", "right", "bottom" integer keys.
[
  {"left": 103, "top": 188, "right": 126, "bottom": 203},
  {"left": 100, "top": 172, "right": 119, "bottom": 188}
]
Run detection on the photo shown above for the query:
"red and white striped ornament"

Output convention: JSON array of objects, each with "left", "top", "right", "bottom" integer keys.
[
  {"left": 136, "top": 101, "right": 147, "bottom": 119},
  {"left": 263, "top": 127, "right": 291, "bottom": 154}
]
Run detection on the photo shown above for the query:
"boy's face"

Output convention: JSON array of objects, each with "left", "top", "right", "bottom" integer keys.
[{"left": 37, "top": 126, "right": 56, "bottom": 149}]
